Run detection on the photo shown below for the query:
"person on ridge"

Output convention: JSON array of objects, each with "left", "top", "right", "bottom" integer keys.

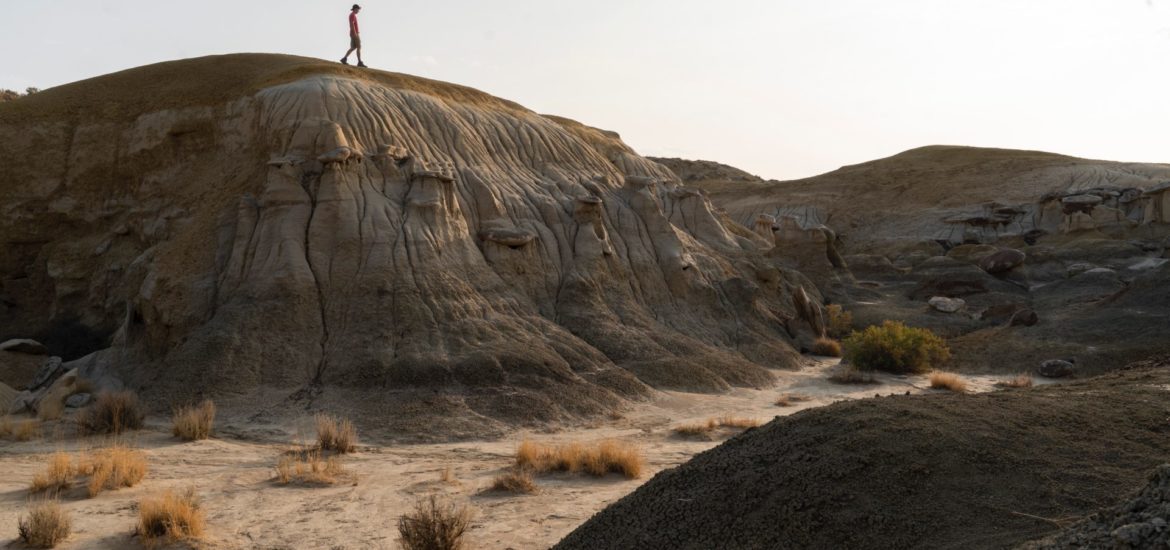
[{"left": 340, "top": 4, "right": 367, "bottom": 68}]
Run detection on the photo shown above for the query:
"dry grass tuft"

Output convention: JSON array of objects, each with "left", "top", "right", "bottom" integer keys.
[
  {"left": 811, "top": 337, "right": 843, "bottom": 357},
  {"left": 486, "top": 469, "right": 538, "bottom": 494},
  {"left": 29, "top": 452, "right": 73, "bottom": 495},
  {"left": 136, "top": 488, "right": 204, "bottom": 547},
  {"left": 929, "top": 371, "right": 968, "bottom": 393},
  {"left": 775, "top": 394, "right": 811, "bottom": 407},
  {"left": 274, "top": 449, "right": 347, "bottom": 486},
  {"left": 996, "top": 374, "right": 1034, "bottom": 389},
  {"left": 828, "top": 365, "right": 877, "bottom": 385},
  {"left": 397, "top": 495, "right": 472, "bottom": 550},
  {"left": 2, "top": 417, "right": 43, "bottom": 441},
  {"left": 514, "top": 439, "right": 644, "bottom": 479},
  {"left": 315, "top": 413, "right": 357, "bottom": 454},
  {"left": 439, "top": 466, "right": 455, "bottom": 484},
  {"left": 172, "top": 400, "right": 216, "bottom": 441},
  {"left": 81, "top": 445, "right": 149, "bottom": 497},
  {"left": 18, "top": 499, "right": 71, "bottom": 548},
  {"left": 76, "top": 391, "right": 145, "bottom": 435},
  {"left": 673, "top": 416, "right": 763, "bottom": 437}
]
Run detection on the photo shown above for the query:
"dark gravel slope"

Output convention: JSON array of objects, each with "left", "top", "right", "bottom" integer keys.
[{"left": 557, "top": 359, "right": 1170, "bottom": 550}]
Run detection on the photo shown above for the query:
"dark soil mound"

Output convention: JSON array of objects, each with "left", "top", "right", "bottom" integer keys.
[
  {"left": 557, "top": 358, "right": 1170, "bottom": 550},
  {"left": 1021, "top": 464, "right": 1170, "bottom": 549}
]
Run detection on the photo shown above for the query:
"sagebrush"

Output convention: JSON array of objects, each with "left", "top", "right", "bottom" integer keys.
[
  {"left": 315, "top": 413, "right": 357, "bottom": 453},
  {"left": 825, "top": 304, "right": 854, "bottom": 339},
  {"left": 137, "top": 488, "right": 204, "bottom": 547},
  {"left": 842, "top": 320, "right": 950, "bottom": 374},
  {"left": 77, "top": 391, "right": 145, "bottom": 435},
  {"left": 172, "top": 400, "right": 216, "bottom": 440},
  {"left": 398, "top": 495, "right": 472, "bottom": 550},
  {"left": 18, "top": 500, "right": 71, "bottom": 548}
]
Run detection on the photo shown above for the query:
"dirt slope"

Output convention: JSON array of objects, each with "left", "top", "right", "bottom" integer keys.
[
  {"left": 557, "top": 357, "right": 1170, "bottom": 550},
  {"left": 0, "top": 54, "right": 823, "bottom": 439}
]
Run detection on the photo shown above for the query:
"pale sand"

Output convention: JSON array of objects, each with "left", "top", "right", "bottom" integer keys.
[{"left": 0, "top": 359, "right": 1049, "bottom": 549}]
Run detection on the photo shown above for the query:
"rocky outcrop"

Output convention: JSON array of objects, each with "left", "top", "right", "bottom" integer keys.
[
  {"left": 1022, "top": 464, "right": 1170, "bottom": 549},
  {"left": 0, "top": 55, "right": 817, "bottom": 434}
]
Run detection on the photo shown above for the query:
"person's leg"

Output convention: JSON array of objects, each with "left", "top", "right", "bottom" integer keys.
[
  {"left": 356, "top": 46, "right": 363, "bottom": 64},
  {"left": 342, "top": 46, "right": 355, "bottom": 61}
]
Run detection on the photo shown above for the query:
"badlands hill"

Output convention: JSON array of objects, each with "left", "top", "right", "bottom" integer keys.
[
  {"left": 0, "top": 54, "right": 826, "bottom": 439},
  {"left": 657, "top": 149, "right": 1170, "bottom": 374}
]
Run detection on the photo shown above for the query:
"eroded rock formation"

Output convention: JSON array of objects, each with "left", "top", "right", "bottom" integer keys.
[{"left": 0, "top": 54, "right": 819, "bottom": 436}]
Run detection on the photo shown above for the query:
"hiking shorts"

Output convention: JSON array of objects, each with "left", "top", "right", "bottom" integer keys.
[{"left": 350, "top": 34, "right": 361, "bottom": 48}]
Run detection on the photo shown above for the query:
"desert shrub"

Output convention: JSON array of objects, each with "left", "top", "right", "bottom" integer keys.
[
  {"left": 80, "top": 445, "right": 148, "bottom": 497},
  {"left": 486, "top": 469, "right": 537, "bottom": 494},
  {"left": 827, "top": 365, "right": 876, "bottom": 384},
  {"left": 136, "top": 488, "right": 204, "bottom": 547},
  {"left": 76, "top": 391, "right": 145, "bottom": 435},
  {"left": 172, "top": 400, "right": 216, "bottom": 441},
  {"left": 29, "top": 453, "right": 74, "bottom": 495},
  {"left": 398, "top": 495, "right": 472, "bottom": 550},
  {"left": 996, "top": 374, "right": 1034, "bottom": 389},
  {"left": 18, "top": 500, "right": 70, "bottom": 548},
  {"left": 825, "top": 304, "right": 854, "bottom": 339},
  {"left": 515, "top": 439, "right": 643, "bottom": 479},
  {"left": 928, "top": 371, "right": 968, "bottom": 393},
  {"left": 811, "top": 337, "right": 842, "bottom": 357},
  {"left": 775, "top": 394, "right": 811, "bottom": 407},
  {"left": 842, "top": 321, "right": 951, "bottom": 374},
  {"left": 274, "top": 449, "right": 347, "bottom": 485},
  {"left": 315, "top": 413, "right": 357, "bottom": 454}
]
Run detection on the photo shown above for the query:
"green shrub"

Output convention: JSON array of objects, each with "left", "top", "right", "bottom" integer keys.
[
  {"left": 825, "top": 305, "right": 853, "bottom": 339},
  {"left": 842, "top": 321, "right": 950, "bottom": 374}
]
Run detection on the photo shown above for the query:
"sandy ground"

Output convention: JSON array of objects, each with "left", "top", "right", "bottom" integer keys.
[{"left": 0, "top": 359, "right": 1052, "bottom": 549}]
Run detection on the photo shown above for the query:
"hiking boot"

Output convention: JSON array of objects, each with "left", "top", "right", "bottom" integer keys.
[
  {"left": 357, "top": 61, "right": 368, "bottom": 68},
  {"left": 340, "top": 58, "right": 349, "bottom": 65}
]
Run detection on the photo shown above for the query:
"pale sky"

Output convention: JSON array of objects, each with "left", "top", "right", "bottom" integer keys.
[{"left": 2, "top": 1, "right": 1168, "bottom": 180}]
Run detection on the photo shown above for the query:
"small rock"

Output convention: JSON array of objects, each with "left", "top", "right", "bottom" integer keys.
[
  {"left": 65, "top": 392, "right": 92, "bottom": 409},
  {"left": 928, "top": 296, "right": 966, "bottom": 313},
  {"left": 1039, "top": 359, "right": 1076, "bottom": 379},
  {"left": 1112, "top": 523, "right": 1154, "bottom": 546},
  {"left": 978, "top": 249, "right": 1026, "bottom": 274},
  {"left": 0, "top": 339, "right": 48, "bottom": 355},
  {"left": 1009, "top": 309, "right": 1039, "bottom": 327},
  {"left": 28, "top": 356, "right": 64, "bottom": 391},
  {"left": 8, "top": 390, "right": 34, "bottom": 415}
]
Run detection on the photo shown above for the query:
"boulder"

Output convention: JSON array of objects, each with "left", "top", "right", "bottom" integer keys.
[
  {"left": 8, "top": 390, "right": 35, "bottom": 415},
  {"left": 27, "top": 356, "right": 64, "bottom": 392},
  {"left": 1008, "top": 309, "right": 1039, "bottom": 327},
  {"left": 1039, "top": 359, "right": 1076, "bottom": 378},
  {"left": 978, "top": 248, "right": 1026, "bottom": 274},
  {"left": 34, "top": 368, "right": 81, "bottom": 417},
  {"left": 0, "top": 382, "right": 16, "bottom": 413},
  {"left": 928, "top": 296, "right": 966, "bottom": 313},
  {"left": 0, "top": 350, "right": 49, "bottom": 390},
  {"left": 65, "top": 392, "right": 92, "bottom": 409},
  {"left": 946, "top": 244, "right": 998, "bottom": 265}
]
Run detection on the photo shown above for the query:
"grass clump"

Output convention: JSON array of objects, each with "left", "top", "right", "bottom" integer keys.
[
  {"left": 315, "top": 413, "right": 357, "bottom": 454},
  {"left": 18, "top": 500, "right": 71, "bottom": 548},
  {"left": 172, "top": 400, "right": 216, "bottom": 441},
  {"left": 274, "top": 449, "right": 348, "bottom": 485},
  {"left": 825, "top": 304, "right": 854, "bottom": 339},
  {"left": 828, "top": 365, "right": 877, "bottom": 385},
  {"left": 398, "top": 495, "right": 472, "bottom": 550},
  {"left": 811, "top": 337, "right": 843, "bottom": 357},
  {"left": 136, "top": 488, "right": 204, "bottom": 547},
  {"left": 842, "top": 320, "right": 951, "bottom": 375},
  {"left": 2, "top": 417, "right": 43, "bottom": 441},
  {"left": 515, "top": 439, "right": 643, "bottom": 479},
  {"left": 486, "top": 469, "right": 538, "bottom": 494},
  {"left": 928, "top": 371, "right": 968, "bottom": 393},
  {"left": 775, "top": 394, "right": 811, "bottom": 407},
  {"left": 996, "top": 374, "right": 1034, "bottom": 389},
  {"left": 673, "top": 416, "right": 763, "bottom": 438},
  {"left": 76, "top": 391, "right": 145, "bottom": 435},
  {"left": 29, "top": 453, "right": 74, "bottom": 495}
]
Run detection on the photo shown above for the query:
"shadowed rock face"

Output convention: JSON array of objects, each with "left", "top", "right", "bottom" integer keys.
[{"left": 0, "top": 55, "right": 818, "bottom": 435}]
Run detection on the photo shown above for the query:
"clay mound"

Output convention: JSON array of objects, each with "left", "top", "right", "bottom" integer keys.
[
  {"left": 686, "top": 145, "right": 1170, "bottom": 252},
  {"left": 1021, "top": 463, "right": 1170, "bottom": 549},
  {"left": 557, "top": 359, "right": 1170, "bottom": 550},
  {"left": 0, "top": 54, "right": 821, "bottom": 439}
]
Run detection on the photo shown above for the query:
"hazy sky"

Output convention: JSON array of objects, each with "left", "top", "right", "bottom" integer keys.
[{"left": 2, "top": 1, "right": 1168, "bottom": 179}]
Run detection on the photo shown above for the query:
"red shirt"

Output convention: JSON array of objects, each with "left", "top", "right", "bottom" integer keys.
[{"left": 349, "top": 12, "right": 359, "bottom": 35}]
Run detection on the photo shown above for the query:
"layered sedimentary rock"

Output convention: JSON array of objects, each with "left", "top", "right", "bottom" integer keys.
[{"left": 0, "top": 54, "right": 820, "bottom": 434}]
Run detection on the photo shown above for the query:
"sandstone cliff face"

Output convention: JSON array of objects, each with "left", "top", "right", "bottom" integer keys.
[{"left": 0, "top": 54, "right": 818, "bottom": 437}]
